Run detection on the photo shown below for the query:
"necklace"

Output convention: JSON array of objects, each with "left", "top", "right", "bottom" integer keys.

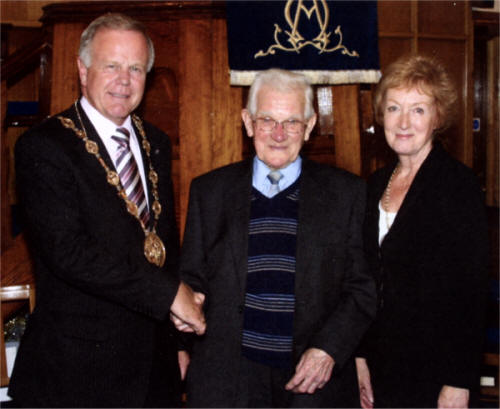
[
  {"left": 383, "top": 164, "right": 399, "bottom": 230},
  {"left": 57, "top": 101, "right": 166, "bottom": 267}
]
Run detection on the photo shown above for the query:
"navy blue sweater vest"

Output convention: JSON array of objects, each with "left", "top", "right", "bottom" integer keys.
[{"left": 241, "top": 180, "right": 300, "bottom": 369}]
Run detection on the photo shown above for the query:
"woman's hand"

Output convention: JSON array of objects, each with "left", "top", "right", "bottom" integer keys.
[
  {"left": 437, "top": 385, "right": 469, "bottom": 408},
  {"left": 355, "top": 357, "right": 374, "bottom": 409}
]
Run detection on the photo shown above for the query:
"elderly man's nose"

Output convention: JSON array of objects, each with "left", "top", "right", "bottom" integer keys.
[{"left": 272, "top": 123, "right": 287, "bottom": 141}]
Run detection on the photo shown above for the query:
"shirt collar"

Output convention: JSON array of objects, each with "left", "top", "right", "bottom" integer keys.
[
  {"left": 80, "top": 96, "right": 132, "bottom": 141},
  {"left": 252, "top": 155, "right": 302, "bottom": 192}
]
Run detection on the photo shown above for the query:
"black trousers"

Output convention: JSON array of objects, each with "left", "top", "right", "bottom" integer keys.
[{"left": 234, "top": 355, "right": 294, "bottom": 408}]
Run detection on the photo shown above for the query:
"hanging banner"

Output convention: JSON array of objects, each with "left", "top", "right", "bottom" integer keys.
[{"left": 227, "top": 0, "right": 381, "bottom": 85}]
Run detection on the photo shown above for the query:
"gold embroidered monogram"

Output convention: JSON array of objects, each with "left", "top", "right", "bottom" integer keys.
[{"left": 255, "top": 0, "right": 359, "bottom": 59}]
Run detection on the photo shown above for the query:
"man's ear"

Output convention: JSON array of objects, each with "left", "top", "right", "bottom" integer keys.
[
  {"left": 241, "top": 109, "right": 255, "bottom": 137},
  {"left": 303, "top": 113, "right": 317, "bottom": 142},
  {"left": 77, "top": 58, "right": 88, "bottom": 88}
]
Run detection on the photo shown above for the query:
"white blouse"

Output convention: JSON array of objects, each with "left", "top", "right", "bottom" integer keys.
[{"left": 378, "top": 201, "right": 397, "bottom": 245}]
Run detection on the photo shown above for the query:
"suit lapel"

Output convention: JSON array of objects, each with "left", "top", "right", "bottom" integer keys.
[
  {"left": 225, "top": 160, "right": 253, "bottom": 296},
  {"left": 382, "top": 145, "right": 442, "bottom": 247},
  {"left": 72, "top": 100, "right": 116, "bottom": 173},
  {"left": 369, "top": 165, "right": 394, "bottom": 248},
  {"left": 295, "top": 160, "right": 335, "bottom": 292},
  {"left": 67, "top": 102, "right": 141, "bottom": 225}
]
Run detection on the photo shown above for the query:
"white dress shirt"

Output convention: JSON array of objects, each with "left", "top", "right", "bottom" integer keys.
[{"left": 80, "top": 97, "right": 149, "bottom": 205}]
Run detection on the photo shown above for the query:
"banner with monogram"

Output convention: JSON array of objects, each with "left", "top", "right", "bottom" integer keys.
[{"left": 227, "top": 0, "right": 381, "bottom": 85}]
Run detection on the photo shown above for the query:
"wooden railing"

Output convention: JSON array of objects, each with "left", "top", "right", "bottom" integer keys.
[
  {"left": 0, "top": 35, "right": 50, "bottom": 288},
  {"left": 1, "top": 36, "right": 52, "bottom": 123}
]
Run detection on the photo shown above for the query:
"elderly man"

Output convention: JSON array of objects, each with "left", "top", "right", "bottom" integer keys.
[
  {"left": 178, "top": 69, "right": 376, "bottom": 407},
  {"left": 9, "top": 13, "right": 205, "bottom": 408}
]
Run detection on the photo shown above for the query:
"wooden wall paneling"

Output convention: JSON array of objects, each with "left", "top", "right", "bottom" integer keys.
[
  {"left": 5, "top": 27, "right": 41, "bottom": 105},
  {"left": 1, "top": 24, "right": 10, "bottom": 251},
  {"left": 1, "top": 78, "right": 11, "bottom": 252},
  {"left": 138, "top": 19, "right": 181, "bottom": 224},
  {"left": 50, "top": 22, "right": 84, "bottom": 115},
  {"left": 464, "top": 3, "right": 476, "bottom": 171},
  {"left": 418, "top": 39, "right": 469, "bottom": 161},
  {"left": 139, "top": 66, "right": 181, "bottom": 223},
  {"left": 377, "top": 38, "right": 413, "bottom": 68},
  {"left": 301, "top": 86, "right": 336, "bottom": 167},
  {"left": 418, "top": 0, "right": 466, "bottom": 36},
  {"left": 359, "top": 86, "right": 392, "bottom": 179},
  {"left": 377, "top": 0, "right": 414, "bottom": 35},
  {"left": 331, "top": 85, "right": 361, "bottom": 175},
  {"left": 486, "top": 37, "right": 499, "bottom": 206},
  {"left": 0, "top": 1, "right": 64, "bottom": 27},
  {"left": 177, "top": 17, "right": 243, "bottom": 234},
  {"left": 377, "top": 0, "right": 416, "bottom": 72},
  {"left": 417, "top": 1, "right": 472, "bottom": 166},
  {"left": 178, "top": 18, "right": 215, "bottom": 232},
  {"left": 210, "top": 18, "right": 243, "bottom": 171}
]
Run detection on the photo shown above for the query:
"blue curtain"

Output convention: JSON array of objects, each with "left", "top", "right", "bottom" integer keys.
[{"left": 227, "top": 0, "right": 380, "bottom": 85}]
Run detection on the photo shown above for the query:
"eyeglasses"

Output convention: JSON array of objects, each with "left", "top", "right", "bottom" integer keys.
[{"left": 253, "top": 117, "right": 305, "bottom": 134}]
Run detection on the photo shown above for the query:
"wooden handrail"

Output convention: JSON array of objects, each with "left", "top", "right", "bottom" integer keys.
[
  {"left": 1, "top": 33, "right": 52, "bottom": 251},
  {"left": 1, "top": 37, "right": 52, "bottom": 83}
]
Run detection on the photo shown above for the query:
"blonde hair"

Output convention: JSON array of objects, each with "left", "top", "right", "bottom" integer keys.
[{"left": 373, "top": 54, "right": 458, "bottom": 132}]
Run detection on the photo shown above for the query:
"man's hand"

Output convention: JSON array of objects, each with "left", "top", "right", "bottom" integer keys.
[
  {"left": 170, "top": 281, "right": 206, "bottom": 335},
  {"left": 285, "top": 348, "right": 334, "bottom": 394},
  {"left": 437, "top": 385, "right": 469, "bottom": 408},
  {"left": 355, "top": 357, "right": 374, "bottom": 409}
]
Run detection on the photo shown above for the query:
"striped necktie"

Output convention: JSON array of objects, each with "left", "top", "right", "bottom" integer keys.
[
  {"left": 267, "top": 170, "right": 283, "bottom": 196},
  {"left": 111, "top": 127, "right": 150, "bottom": 228}
]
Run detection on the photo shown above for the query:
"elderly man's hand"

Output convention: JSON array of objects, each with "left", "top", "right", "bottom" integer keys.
[
  {"left": 285, "top": 348, "right": 334, "bottom": 394},
  {"left": 437, "top": 385, "right": 469, "bottom": 409},
  {"left": 170, "top": 281, "right": 206, "bottom": 335}
]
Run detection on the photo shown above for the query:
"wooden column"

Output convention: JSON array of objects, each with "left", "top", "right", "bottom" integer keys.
[
  {"left": 178, "top": 18, "right": 214, "bottom": 230},
  {"left": 332, "top": 85, "right": 361, "bottom": 175},
  {"left": 178, "top": 17, "right": 242, "bottom": 233},
  {"left": 50, "top": 22, "right": 83, "bottom": 114},
  {"left": 486, "top": 37, "right": 499, "bottom": 206}
]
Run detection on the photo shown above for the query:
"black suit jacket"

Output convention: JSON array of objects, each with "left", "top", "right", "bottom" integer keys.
[
  {"left": 9, "top": 102, "right": 181, "bottom": 407},
  {"left": 180, "top": 158, "right": 376, "bottom": 407},
  {"left": 360, "top": 144, "right": 488, "bottom": 396}
]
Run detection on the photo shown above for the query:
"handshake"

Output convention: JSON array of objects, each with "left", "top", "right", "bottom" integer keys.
[{"left": 170, "top": 281, "right": 206, "bottom": 335}]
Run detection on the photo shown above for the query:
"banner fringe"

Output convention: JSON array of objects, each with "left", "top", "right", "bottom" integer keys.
[{"left": 230, "top": 69, "right": 382, "bottom": 86}]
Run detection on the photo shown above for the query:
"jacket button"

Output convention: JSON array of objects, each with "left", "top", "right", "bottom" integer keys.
[{"left": 238, "top": 305, "right": 244, "bottom": 314}]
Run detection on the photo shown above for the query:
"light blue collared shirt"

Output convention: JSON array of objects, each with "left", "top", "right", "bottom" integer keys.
[{"left": 252, "top": 156, "right": 302, "bottom": 198}]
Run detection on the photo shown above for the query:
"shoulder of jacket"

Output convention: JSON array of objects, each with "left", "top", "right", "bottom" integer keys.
[
  {"left": 195, "top": 160, "right": 250, "bottom": 181},
  {"left": 303, "top": 159, "right": 365, "bottom": 188}
]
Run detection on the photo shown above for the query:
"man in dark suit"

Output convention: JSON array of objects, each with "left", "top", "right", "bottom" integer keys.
[
  {"left": 177, "top": 69, "right": 376, "bottom": 408},
  {"left": 9, "top": 13, "right": 205, "bottom": 408}
]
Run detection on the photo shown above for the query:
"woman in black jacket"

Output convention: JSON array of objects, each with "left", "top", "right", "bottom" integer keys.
[{"left": 356, "top": 54, "right": 488, "bottom": 408}]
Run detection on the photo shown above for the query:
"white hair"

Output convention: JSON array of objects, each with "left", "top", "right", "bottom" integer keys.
[{"left": 246, "top": 68, "right": 315, "bottom": 119}]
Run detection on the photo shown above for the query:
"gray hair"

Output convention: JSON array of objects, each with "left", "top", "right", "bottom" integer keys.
[
  {"left": 79, "top": 13, "right": 155, "bottom": 72},
  {"left": 246, "top": 69, "right": 315, "bottom": 119}
]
